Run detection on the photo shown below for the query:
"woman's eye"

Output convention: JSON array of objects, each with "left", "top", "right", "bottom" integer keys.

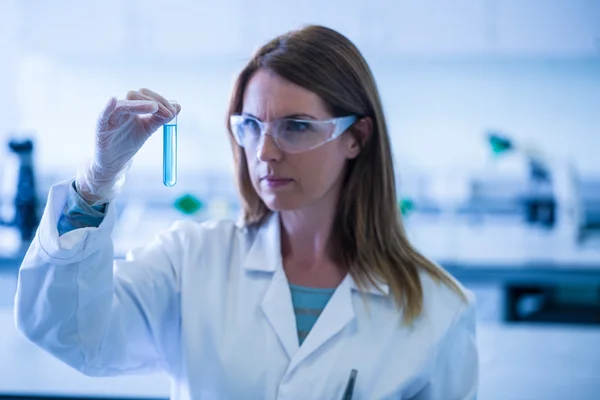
[
  {"left": 242, "top": 118, "right": 261, "bottom": 135},
  {"left": 284, "top": 120, "right": 311, "bottom": 132}
]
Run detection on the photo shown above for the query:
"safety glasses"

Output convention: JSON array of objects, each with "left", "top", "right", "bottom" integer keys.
[{"left": 229, "top": 114, "right": 358, "bottom": 154}]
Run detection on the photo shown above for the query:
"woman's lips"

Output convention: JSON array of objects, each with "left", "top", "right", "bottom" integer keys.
[{"left": 261, "top": 177, "right": 293, "bottom": 188}]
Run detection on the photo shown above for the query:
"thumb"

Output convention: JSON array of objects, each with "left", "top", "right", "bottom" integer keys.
[{"left": 142, "top": 102, "right": 180, "bottom": 135}]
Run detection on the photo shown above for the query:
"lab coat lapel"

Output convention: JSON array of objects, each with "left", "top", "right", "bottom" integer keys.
[
  {"left": 261, "top": 267, "right": 299, "bottom": 360},
  {"left": 287, "top": 275, "right": 356, "bottom": 374},
  {"left": 246, "top": 213, "right": 299, "bottom": 360},
  {"left": 245, "top": 214, "right": 385, "bottom": 373}
]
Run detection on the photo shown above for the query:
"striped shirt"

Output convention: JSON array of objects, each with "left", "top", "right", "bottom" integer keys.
[{"left": 289, "top": 284, "right": 336, "bottom": 345}]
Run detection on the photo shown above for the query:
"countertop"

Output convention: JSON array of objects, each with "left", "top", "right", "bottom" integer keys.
[{"left": 4, "top": 211, "right": 600, "bottom": 284}]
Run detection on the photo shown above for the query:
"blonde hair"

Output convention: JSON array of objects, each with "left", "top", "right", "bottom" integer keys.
[{"left": 226, "top": 25, "right": 465, "bottom": 324}]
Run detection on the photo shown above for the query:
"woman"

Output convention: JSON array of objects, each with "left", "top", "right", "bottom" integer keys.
[{"left": 15, "top": 25, "right": 478, "bottom": 399}]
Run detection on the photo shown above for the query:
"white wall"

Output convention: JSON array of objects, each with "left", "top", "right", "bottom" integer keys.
[
  {"left": 0, "top": 0, "right": 20, "bottom": 147},
  {"left": 1, "top": 0, "right": 599, "bottom": 185},
  {"left": 9, "top": 56, "right": 600, "bottom": 178},
  {"left": 373, "top": 58, "right": 600, "bottom": 175}
]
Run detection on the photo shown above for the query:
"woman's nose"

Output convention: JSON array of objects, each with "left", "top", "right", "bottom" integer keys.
[{"left": 256, "top": 133, "right": 282, "bottom": 162}]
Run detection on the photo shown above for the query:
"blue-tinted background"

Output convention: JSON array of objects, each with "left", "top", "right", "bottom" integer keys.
[{"left": 1, "top": 0, "right": 599, "bottom": 399}]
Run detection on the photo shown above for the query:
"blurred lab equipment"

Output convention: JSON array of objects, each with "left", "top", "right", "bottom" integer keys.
[
  {"left": 163, "top": 100, "right": 178, "bottom": 187},
  {"left": 174, "top": 193, "right": 204, "bottom": 215},
  {"left": 469, "top": 131, "right": 600, "bottom": 324},
  {"left": 485, "top": 130, "right": 580, "bottom": 232},
  {"left": 0, "top": 138, "right": 39, "bottom": 243},
  {"left": 577, "top": 179, "right": 600, "bottom": 243}
]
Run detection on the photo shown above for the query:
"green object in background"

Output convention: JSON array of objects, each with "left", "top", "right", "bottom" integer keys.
[
  {"left": 399, "top": 198, "right": 414, "bottom": 216},
  {"left": 488, "top": 132, "right": 513, "bottom": 156},
  {"left": 174, "top": 194, "right": 204, "bottom": 215}
]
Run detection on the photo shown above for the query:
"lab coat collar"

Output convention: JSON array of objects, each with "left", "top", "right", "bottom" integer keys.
[
  {"left": 349, "top": 276, "right": 390, "bottom": 296},
  {"left": 250, "top": 212, "right": 391, "bottom": 371},
  {"left": 242, "top": 213, "right": 282, "bottom": 273},
  {"left": 243, "top": 212, "right": 390, "bottom": 297},
  {"left": 286, "top": 273, "right": 356, "bottom": 374}
]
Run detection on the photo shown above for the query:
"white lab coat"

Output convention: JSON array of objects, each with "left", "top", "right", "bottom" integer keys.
[{"left": 14, "top": 179, "right": 478, "bottom": 399}]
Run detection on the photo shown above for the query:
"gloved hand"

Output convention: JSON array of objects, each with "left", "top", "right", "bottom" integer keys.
[{"left": 75, "top": 88, "right": 180, "bottom": 206}]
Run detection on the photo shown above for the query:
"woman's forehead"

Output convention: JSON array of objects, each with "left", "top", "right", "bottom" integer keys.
[{"left": 242, "top": 69, "right": 331, "bottom": 121}]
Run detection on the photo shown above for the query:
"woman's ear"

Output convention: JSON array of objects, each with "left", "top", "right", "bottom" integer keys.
[{"left": 347, "top": 117, "right": 373, "bottom": 159}]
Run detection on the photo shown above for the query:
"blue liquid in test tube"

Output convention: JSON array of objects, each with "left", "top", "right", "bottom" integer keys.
[{"left": 163, "top": 101, "right": 177, "bottom": 187}]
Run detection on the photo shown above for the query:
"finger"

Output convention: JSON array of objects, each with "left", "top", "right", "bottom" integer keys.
[
  {"left": 139, "top": 88, "right": 177, "bottom": 115},
  {"left": 127, "top": 90, "right": 173, "bottom": 119},
  {"left": 141, "top": 113, "right": 171, "bottom": 135},
  {"left": 112, "top": 99, "right": 159, "bottom": 116},
  {"left": 96, "top": 97, "right": 118, "bottom": 132},
  {"left": 140, "top": 104, "right": 178, "bottom": 133},
  {"left": 125, "top": 90, "right": 141, "bottom": 101}
]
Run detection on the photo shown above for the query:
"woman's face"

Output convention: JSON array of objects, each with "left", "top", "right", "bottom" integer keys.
[{"left": 241, "top": 69, "right": 361, "bottom": 212}]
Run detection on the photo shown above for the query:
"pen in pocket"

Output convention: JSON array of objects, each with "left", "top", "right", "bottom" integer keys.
[{"left": 342, "top": 369, "right": 358, "bottom": 400}]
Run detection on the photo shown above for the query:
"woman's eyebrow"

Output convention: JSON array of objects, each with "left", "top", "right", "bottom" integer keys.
[
  {"left": 241, "top": 112, "right": 318, "bottom": 120},
  {"left": 282, "top": 113, "right": 317, "bottom": 120},
  {"left": 241, "top": 111, "right": 258, "bottom": 119}
]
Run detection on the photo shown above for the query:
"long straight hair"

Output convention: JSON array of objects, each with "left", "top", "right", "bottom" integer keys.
[{"left": 226, "top": 25, "right": 465, "bottom": 324}]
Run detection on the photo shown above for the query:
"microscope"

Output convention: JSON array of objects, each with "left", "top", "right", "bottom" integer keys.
[{"left": 0, "top": 138, "right": 39, "bottom": 242}]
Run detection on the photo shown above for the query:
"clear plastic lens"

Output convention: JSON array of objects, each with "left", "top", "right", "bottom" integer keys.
[
  {"left": 277, "top": 121, "right": 332, "bottom": 152},
  {"left": 230, "top": 115, "right": 343, "bottom": 153}
]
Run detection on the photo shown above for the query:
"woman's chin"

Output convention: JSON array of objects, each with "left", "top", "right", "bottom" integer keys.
[{"left": 260, "top": 194, "right": 304, "bottom": 212}]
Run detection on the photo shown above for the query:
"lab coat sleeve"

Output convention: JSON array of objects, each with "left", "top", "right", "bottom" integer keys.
[
  {"left": 413, "top": 292, "right": 479, "bottom": 400},
  {"left": 14, "top": 179, "right": 185, "bottom": 377},
  {"left": 56, "top": 180, "right": 107, "bottom": 235}
]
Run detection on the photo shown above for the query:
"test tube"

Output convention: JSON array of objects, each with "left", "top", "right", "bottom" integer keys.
[{"left": 163, "top": 101, "right": 177, "bottom": 187}]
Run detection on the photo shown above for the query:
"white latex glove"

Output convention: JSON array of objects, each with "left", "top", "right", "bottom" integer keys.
[{"left": 75, "top": 89, "right": 180, "bottom": 206}]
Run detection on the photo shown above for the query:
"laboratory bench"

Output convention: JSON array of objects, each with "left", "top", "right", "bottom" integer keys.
[
  {"left": 405, "top": 214, "right": 600, "bottom": 323},
  {"left": 2, "top": 209, "right": 600, "bottom": 323}
]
